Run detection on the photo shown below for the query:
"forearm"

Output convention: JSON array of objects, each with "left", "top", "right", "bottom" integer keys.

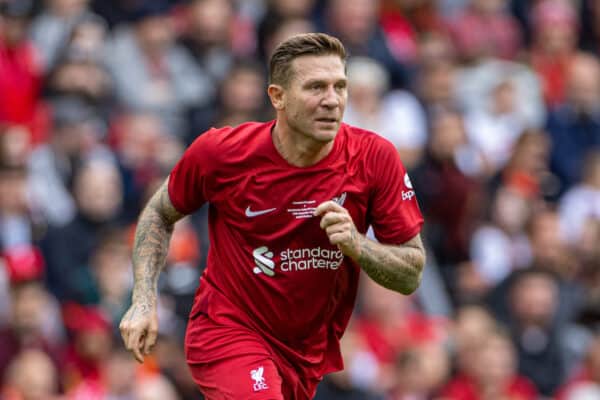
[
  {"left": 130, "top": 180, "right": 183, "bottom": 307},
  {"left": 131, "top": 206, "right": 174, "bottom": 305},
  {"left": 355, "top": 235, "right": 425, "bottom": 294}
]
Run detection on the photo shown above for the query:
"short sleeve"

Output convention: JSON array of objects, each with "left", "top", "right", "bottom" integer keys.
[
  {"left": 168, "top": 131, "right": 216, "bottom": 215},
  {"left": 369, "top": 139, "right": 423, "bottom": 244}
]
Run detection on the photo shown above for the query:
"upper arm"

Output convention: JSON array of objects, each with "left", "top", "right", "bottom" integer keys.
[
  {"left": 369, "top": 138, "right": 424, "bottom": 244},
  {"left": 400, "top": 233, "right": 424, "bottom": 251},
  {"left": 146, "top": 178, "right": 186, "bottom": 225}
]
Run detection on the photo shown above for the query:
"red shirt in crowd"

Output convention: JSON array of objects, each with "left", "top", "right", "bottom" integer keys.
[{"left": 0, "top": 34, "right": 47, "bottom": 143}]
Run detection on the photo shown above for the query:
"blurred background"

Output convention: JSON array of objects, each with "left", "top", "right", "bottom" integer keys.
[{"left": 0, "top": 0, "right": 599, "bottom": 399}]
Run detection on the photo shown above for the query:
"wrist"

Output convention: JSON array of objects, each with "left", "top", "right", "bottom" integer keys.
[
  {"left": 131, "top": 286, "right": 157, "bottom": 305},
  {"left": 346, "top": 233, "right": 365, "bottom": 261}
]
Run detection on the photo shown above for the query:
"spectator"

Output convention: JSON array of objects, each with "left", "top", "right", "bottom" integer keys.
[
  {"left": 0, "top": 0, "right": 47, "bottom": 145},
  {"left": 557, "top": 334, "right": 600, "bottom": 400},
  {"left": 546, "top": 53, "right": 600, "bottom": 194},
  {"left": 490, "top": 129, "right": 555, "bottom": 200},
  {"left": 449, "top": 0, "right": 522, "bottom": 62},
  {"left": 180, "top": 0, "right": 250, "bottom": 83},
  {"left": 497, "top": 269, "right": 568, "bottom": 396},
  {"left": 110, "top": 111, "right": 183, "bottom": 220},
  {"left": 411, "top": 108, "right": 484, "bottom": 270},
  {"left": 387, "top": 342, "right": 450, "bottom": 399},
  {"left": 469, "top": 185, "right": 533, "bottom": 290},
  {"left": 1, "top": 349, "right": 61, "bottom": 400},
  {"left": 107, "top": 1, "right": 214, "bottom": 137},
  {"left": 313, "top": 325, "right": 384, "bottom": 399},
  {"left": 187, "top": 59, "right": 269, "bottom": 143},
  {"left": 414, "top": 33, "right": 459, "bottom": 113},
  {"left": 450, "top": 304, "right": 497, "bottom": 375},
  {"left": 464, "top": 77, "right": 537, "bottom": 175},
  {"left": 41, "top": 159, "right": 123, "bottom": 300},
  {"left": 0, "top": 165, "right": 37, "bottom": 249},
  {"left": 30, "top": 0, "right": 99, "bottom": 71},
  {"left": 44, "top": 14, "right": 113, "bottom": 121},
  {"left": 441, "top": 328, "right": 538, "bottom": 400},
  {"left": 529, "top": 0, "right": 580, "bottom": 107},
  {"left": 28, "top": 96, "right": 109, "bottom": 227},
  {"left": 343, "top": 56, "right": 427, "bottom": 169},
  {"left": 61, "top": 303, "right": 114, "bottom": 391},
  {"left": 257, "top": 0, "right": 316, "bottom": 60},
  {"left": 134, "top": 374, "right": 182, "bottom": 400},
  {"left": 260, "top": 17, "right": 316, "bottom": 61},
  {"left": 559, "top": 151, "right": 600, "bottom": 244},
  {"left": 354, "top": 276, "right": 448, "bottom": 393},
  {"left": 321, "top": 0, "right": 408, "bottom": 87},
  {"left": 0, "top": 277, "right": 63, "bottom": 381}
]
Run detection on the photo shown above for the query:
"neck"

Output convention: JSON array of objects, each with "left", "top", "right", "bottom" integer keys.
[{"left": 272, "top": 119, "right": 334, "bottom": 167}]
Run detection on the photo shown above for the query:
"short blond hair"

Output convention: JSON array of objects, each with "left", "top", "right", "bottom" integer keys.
[{"left": 269, "top": 33, "right": 347, "bottom": 87}]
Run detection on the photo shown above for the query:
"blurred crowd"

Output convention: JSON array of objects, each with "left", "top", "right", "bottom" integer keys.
[{"left": 0, "top": 0, "right": 600, "bottom": 399}]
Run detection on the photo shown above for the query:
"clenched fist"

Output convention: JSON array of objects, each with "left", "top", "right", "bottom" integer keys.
[
  {"left": 314, "top": 201, "right": 362, "bottom": 260},
  {"left": 119, "top": 301, "right": 158, "bottom": 363}
]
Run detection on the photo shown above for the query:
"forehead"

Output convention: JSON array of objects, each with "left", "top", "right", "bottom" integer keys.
[{"left": 290, "top": 54, "right": 346, "bottom": 83}]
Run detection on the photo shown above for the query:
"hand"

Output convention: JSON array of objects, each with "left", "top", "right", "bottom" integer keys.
[
  {"left": 315, "top": 201, "right": 362, "bottom": 260},
  {"left": 119, "top": 301, "right": 158, "bottom": 363}
]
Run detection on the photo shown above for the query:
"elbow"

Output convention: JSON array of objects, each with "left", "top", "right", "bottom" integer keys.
[
  {"left": 397, "top": 272, "right": 422, "bottom": 295},
  {"left": 397, "top": 253, "right": 426, "bottom": 295}
]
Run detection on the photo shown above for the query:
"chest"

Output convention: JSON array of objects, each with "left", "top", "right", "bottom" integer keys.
[{"left": 210, "top": 164, "right": 372, "bottom": 239}]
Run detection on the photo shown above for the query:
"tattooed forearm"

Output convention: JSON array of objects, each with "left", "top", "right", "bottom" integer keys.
[
  {"left": 130, "top": 179, "right": 184, "bottom": 310},
  {"left": 356, "top": 234, "right": 426, "bottom": 294}
]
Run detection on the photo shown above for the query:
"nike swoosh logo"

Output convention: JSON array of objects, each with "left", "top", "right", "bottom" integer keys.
[{"left": 245, "top": 206, "right": 277, "bottom": 217}]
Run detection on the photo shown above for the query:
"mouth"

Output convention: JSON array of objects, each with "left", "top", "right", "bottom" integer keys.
[{"left": 315, "top": 117, "right": 338, "bottom": 124}]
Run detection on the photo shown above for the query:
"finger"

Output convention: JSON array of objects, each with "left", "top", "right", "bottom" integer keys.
[
  {"left": 128, "top": 330, "right": 145, "bottom": 363},
  {"left": 328, "top": 232, "right": 350, "bottom": 246},
  {"left": 319, "top": 212, "right": 349, "bottom": 230},
  {"left": 143, "top": 325, "right": 158, "bottom": 355},
  {"left": 314, "top": 200, "right": 344, "bottom": 216},
  {"left": 326, "top": 224, "right": 348, "bottom": 237},
  {"left": 119, "top": 321, "right": 130, "bottom": 348},
  {"left": 133, "top": 336, "right": 146, "bottom": 363}
]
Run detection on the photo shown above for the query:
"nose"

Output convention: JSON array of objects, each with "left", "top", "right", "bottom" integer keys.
[{"left": 321, "top": 86, "right": 340, "bottom": 109}]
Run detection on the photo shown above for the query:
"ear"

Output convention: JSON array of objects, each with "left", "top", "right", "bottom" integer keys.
[{"left": 268, "top": 84, "right": 285, "bottom": 110}]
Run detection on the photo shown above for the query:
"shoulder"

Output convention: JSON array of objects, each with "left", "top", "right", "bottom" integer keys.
[
  {"left": 187, "top": 121, "right": 273, "bottom": 164},
  {"left": 341, "top": 123, "right": 401, "bottom": 160},
  {"left": 199, "top": 120, "right": 271, "bottom": 148}
]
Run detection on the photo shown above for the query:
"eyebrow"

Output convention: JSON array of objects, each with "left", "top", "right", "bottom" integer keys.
[{"left": 303, "top": 78, "right": 348, "bottom": 86}]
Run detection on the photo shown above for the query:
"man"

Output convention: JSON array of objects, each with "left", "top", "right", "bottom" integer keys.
[{"left": 119, "top": 33, "right": 425, "bottom": 399}]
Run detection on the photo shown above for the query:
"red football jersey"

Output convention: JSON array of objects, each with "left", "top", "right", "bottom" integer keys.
[{"left": 168, "top": 120, "right": 423, "bottom": 379}]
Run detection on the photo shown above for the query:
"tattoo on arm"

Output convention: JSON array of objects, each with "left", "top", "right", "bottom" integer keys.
[
  {"left": 357, "top": 234, "right": 426, "bottom": 294},
  {"left": 129, "top": 179, "right": 185, "bottom": 316}
]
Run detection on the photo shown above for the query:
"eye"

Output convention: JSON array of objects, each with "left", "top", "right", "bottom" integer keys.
[{"left": 335, "top": 82, "right": 347, "bottom": 91}]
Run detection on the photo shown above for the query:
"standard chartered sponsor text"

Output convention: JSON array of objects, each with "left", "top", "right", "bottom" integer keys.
[{"left": 279, "top": 247, "right": 344, "bottom": 272}]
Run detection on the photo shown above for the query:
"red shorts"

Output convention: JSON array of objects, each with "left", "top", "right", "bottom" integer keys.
[{"left": 185, "top": 314, "right": 321, "bottom": 399}]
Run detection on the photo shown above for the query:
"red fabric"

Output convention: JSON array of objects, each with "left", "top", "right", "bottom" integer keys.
[
  {"left": 450, "top": 9, "right": 522, "bottom": 60},
  {"left": 62, "top": 303, "right": 111, "bottom": 334},
  {"left": 530, "top": 51, "right": 573, "bottom": 107},
  {"left": 380, "top": 11, "right": 418, "bottom": 63},
  {"left": 187, "top": 314, "right": 322, "bottom": 400},
  {"left": 555, "top": 369, "right": 592, "bottom": 400},
  {"left": 0, "top": 36, "right": 47, "bottom": 144},
  {"left": 3, "top": 245, "right": 45, "bottom": 284},
  {"left": 441, "top": 374, "right": 538, "bottom": 400},
  {"left": 169, "top": 121, "right": 423, "bottom": 379},
  {"left": 356, "top": 313, "right": 447, "bottom": 364}
]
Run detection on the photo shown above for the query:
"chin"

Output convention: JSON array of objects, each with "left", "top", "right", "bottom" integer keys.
[
  {"left": 312, "top": 125, "right": 340, "bottom": 142},
  {"left": 312, "top": 131, "right": 337, "bottom": 143}
]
